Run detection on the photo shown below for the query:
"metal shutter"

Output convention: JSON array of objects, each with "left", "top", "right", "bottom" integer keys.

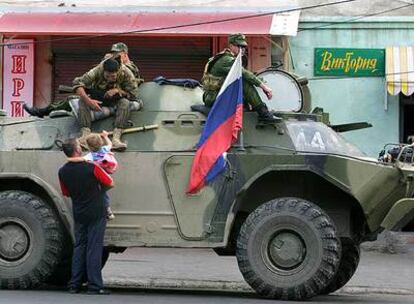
[{"left": 52, "top": 36, "right": 212, "bottom": 100}]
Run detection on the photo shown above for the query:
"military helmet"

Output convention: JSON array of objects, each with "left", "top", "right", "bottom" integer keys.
[
  {"left": 111, "top": 42, "right": 128, "bottom": 53},
  {"left": 228, "top": 33, "right": 248, "bottom": 47}
]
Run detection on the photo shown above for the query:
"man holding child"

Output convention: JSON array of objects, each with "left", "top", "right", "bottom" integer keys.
[{"left": 58, "top": 138, "right": 114, "bottom": 295}]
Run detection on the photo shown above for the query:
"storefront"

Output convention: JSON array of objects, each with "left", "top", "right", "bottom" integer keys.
[
  {"left": 385, "top": 46, "right": 414, "bottom": 143},
  {"left": 290, "top": 16, "right": 414, "bottom": 156},
  {"left": 0, "top": 7, "right": 300, "bottom": 113}
]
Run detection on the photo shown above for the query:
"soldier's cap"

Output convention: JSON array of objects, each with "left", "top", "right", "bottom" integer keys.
[
  {"left": 111, "top": 42, "right": 128, "bottom": 53},
  {"left": 228, "top": 33, "right": 248, "bottom": 47}
]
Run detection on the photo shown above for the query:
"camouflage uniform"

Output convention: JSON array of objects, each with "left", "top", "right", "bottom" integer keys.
[
  {"left": 202, "top": 33, "right": 280, "bottom": 123},
  {"left": 73, "top": 63, "right": 137, "bottom": 129},
  {"left": 125, "top": 61, "right": 144, "bottom": 85},
  {"left": 124, "top": 61, "right": 144, "bottom": 98},
  {"left": 24, "top": 43, "right": 144, "bottom": 118},
  {"left": 23, "top": 98, "right": 72, "bottom": 118},
  {"left": 202, "top": 49, "right": 264, "bottom": 108},
  {"left": 110, "top": 42, "right": 145, "bottom": 88}
]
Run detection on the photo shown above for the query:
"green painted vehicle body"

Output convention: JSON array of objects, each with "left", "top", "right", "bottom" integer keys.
[{"left": 1, "top": 80, "right": 414, "bottom": 298}]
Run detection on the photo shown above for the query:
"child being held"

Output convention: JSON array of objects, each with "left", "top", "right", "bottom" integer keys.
[{"left": 85, "top": 131, "right": 118, "bottom": 220}]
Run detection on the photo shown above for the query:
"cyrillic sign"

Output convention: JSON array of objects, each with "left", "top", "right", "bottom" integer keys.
[
  {"left": 314, "top": 48, "right": 385, "bottom": 77},
  {"left": 2, "top": 39, "right": 34, "bottom": 117},
  {"left": 270, "top": 10, "right": 301, "bottom": 36}
]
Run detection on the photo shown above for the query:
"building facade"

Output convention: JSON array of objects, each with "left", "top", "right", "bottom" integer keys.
[
  {"left": 0, "top": 7, "right": 296, "bottom": 114},
  {"left": 290, "top": 16, "right": 414, "bottom": 156},
  {"left": 2, "top": 3, "right": 414, "bottom": 157}
]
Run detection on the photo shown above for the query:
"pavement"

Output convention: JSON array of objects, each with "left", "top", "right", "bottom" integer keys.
[{"left": 103, "top": 233, "right": 414, "bottom": 296}]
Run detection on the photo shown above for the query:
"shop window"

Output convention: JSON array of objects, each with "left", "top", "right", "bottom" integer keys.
[
  {"left": 51, "top": 36, "right": 211, "bottom": 101},
  {"left": 270, "top": 36, "right": 289, "bottom": 70},
  {"left": 212, "top": 36, "right": 288, "bottom": 73},
  {"left": 399, "top": 94, "right": 414, "bottom": 143}
]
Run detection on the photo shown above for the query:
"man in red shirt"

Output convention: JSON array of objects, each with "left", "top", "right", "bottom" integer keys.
[{"left": 58, "top": 138, "right": 114, "bottom": 295}]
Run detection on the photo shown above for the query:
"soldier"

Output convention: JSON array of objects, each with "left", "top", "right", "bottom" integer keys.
[
  {"left": 74, "top": 58, "right": 137, "bottom": 151},
  {"left": 23, "top": 98, "right": 71, "bottom": 118},
  {"left": 23, "top": 42, "right": 144, "bottom": 117},
  {"left": 109, "top": 42, "right": 144, "bottom": 86},
  {"left": 202, "top": 33, "right": 280, "bottom": 123}
]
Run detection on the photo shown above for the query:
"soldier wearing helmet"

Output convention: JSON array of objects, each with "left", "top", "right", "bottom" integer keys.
[{"left": 202, "top": 33, "right": 280, "bottom": 123}]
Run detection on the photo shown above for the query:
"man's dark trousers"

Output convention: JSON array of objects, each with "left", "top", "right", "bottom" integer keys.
[{"left": 69, "top": 216, "right": 107, "bottom": 291}]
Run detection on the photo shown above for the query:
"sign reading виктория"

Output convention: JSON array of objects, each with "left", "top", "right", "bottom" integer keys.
[{"left": 314, "top": 48, "right": 385, "bottom": 77}]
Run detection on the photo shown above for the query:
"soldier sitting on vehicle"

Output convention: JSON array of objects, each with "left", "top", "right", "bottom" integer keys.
[
  {"left": 202, "top": 33, "right": 281, "bottom": 123},
  {"left": 24, "top": 42, "right": 144, "bottom": 118},
  {"left": 74, "top": 58, "right": 137, "bottom": 151},
  {"left": 109, "top": 42, "right": 144, "bottom": 86},
  {"left": 23, "top": 97, "right": 72, "bottom": 118}
]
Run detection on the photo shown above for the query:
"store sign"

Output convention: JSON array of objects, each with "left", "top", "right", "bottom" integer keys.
[
  {"left": 270, "top": 10, "right": 301, "bottom": 36},
  {"left": 314, "top": 48, "right": 385, "bottom": 77},
  {"left": 2, "top": 39, "right": 34, "bottom": 117}
]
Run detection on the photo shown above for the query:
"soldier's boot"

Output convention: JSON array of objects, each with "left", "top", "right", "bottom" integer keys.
[
  {"left": 23, "top": 104, "right": 51, "bottom": 118},
  {"left": 78, "top": 127, "right": 91, "bottom": 150},
  {"left": 112, "top": 128, "right": 127, "bottom": 152},
  {"left": 254, "top": 104, "right": 282, "bottom": 123}
]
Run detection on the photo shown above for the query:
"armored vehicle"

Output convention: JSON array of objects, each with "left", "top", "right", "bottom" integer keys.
[{"left": 1, "top": 70, "right": 414, "bottom": 300}]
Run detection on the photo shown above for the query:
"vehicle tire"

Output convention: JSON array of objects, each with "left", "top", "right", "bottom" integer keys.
[
  {"left": 321, "top": 238, "right": 360, "bottom": 294},
  {"left": 236, "top": 197, "right": 341, "bottom": 300},
  {"left": 0, "top": 190, "right": 64, "bottom": 289},
  {"left": 47, "top": 258, "right": 72, "bottom": 286}
]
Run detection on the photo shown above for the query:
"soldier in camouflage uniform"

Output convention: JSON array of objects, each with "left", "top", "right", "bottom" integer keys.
[
  {"left": 23, "top": 98, "right": 71, "bottom": 118},
  {"left": 23, "top": 42, "right": 144, "bottom": 118},
  {"left": 110, "top": 42, "right": 144, "bottom": 86},
  {"left": 74, "top": 58, "right": 137, "bottom": 151},
  {"left": 202, "top": 33, "right": 280, "bottom": 123}
]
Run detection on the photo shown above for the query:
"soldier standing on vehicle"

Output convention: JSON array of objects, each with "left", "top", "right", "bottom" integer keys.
[
  {"left": 202, "top": 33, "right": 281, "bottom": 123},
  {"left": 73, "top": 58, "right": 137, "bottom": 151},
  {"left": 58, "top": 138, "right": 113, "bottom": 295}
]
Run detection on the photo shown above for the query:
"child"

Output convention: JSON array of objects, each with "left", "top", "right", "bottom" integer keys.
[{"left": 85, "top": 131, "right": 118, "bottom": 220}]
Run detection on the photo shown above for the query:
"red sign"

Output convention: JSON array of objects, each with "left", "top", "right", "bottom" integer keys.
[{"left": 2, "top": 39, "right": 34, "bottom": 117}]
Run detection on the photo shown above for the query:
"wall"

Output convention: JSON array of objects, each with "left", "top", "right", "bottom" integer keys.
[
  {"left": 289, "top": 17, "right": 414, "bottom": 156},
  {"left": 34, "top": 37, "right": 52, "bottom": 107},
  {"left": 2, "top": 0, "right": 413, "bottom": 15},
  {"left": 0, "top": 34, "right": 2, "bottom": 107},
  {"left": 0, "top": 0, "right": 298, "bottom": 7}
]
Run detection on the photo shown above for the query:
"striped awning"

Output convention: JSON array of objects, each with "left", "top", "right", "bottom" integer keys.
[{"left": 386, "top": 46, "right": 414, "bottom": 96}]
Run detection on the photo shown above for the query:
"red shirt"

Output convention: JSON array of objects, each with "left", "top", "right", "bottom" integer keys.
[{"left": 59, "top": 161, "right": 113, "bottom": 223}]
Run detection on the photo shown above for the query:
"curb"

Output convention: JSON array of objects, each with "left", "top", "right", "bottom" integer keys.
[
  {"left": 106, "top": 278, "right": 253, "bottom": 293},
  {"left": 339, "top": 286, "right": 414, "bottom": 296},
  {"left": 105, "top": 278, "right": 414, "bottom": 296}
]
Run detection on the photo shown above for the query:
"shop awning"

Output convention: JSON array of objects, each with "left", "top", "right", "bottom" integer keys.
[
  {"left": 0, "top": 9, "right": 300, "bottom": 36},
  {"left": 386, "top": 46, "right": 414, "bottom": 96}
]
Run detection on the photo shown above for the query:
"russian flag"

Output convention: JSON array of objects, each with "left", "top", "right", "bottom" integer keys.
[{"left": 186, "top": 52, "right": 243, "bottom": 194}]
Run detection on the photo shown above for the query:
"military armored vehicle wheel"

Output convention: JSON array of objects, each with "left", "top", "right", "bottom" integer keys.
[
  {"left": 0, "top": 190, "right": 64, "bottom": 289},
  {"left": 321, "top": 238, "right": 360, "bottom": 294},
  {"left": 236, "top": 197, "right": 341, "bottom": 300}
]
